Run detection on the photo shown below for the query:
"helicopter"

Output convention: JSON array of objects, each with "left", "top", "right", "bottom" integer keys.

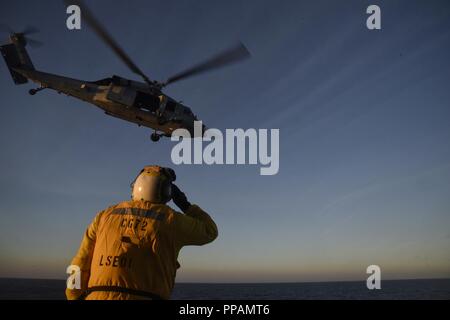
[{"left": 0, "top": 1, "right": 250, "bottom": 142}]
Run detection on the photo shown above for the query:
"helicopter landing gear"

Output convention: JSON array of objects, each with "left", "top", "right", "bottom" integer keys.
[
  {"left": 150, "top": 131, "right": 161, "bottom": 142},
  {"left": 29, "top": 87, "right": 46, "bottom": 95}
]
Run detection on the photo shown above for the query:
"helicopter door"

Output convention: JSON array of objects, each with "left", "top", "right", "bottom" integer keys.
[
  {"left": 133, "top": 92, "right": 160, "bottom": 112},
  {"left": 106, "top": 84, "right": 136, "bottom": 106}
]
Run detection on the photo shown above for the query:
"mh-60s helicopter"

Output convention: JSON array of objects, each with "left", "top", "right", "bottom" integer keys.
[{"left": 0, "top": 1, "right": 250, "bottom": 142}]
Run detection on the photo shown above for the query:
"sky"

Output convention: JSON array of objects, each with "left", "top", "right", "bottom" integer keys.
[{"left": 0, "top": 0, "right": 449, "bottom": 283}]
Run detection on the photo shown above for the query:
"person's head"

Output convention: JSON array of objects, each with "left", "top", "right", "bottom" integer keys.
[{"left": 131, "top": 165, "right": 176, "bottom": 203}]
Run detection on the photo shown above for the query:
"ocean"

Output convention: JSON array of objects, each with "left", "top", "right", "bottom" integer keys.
[{"left": 0, "top": 278, "right": 449, "bottom": 300}]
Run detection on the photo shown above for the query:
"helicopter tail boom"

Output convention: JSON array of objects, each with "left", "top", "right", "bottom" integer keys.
[{"left": 0, "top": 39, "right": 35, "bottom": 85}]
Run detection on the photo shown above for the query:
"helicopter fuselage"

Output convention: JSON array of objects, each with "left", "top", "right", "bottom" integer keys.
[{"left": 15, "top": 68, "right": 199, "bottom": 137}]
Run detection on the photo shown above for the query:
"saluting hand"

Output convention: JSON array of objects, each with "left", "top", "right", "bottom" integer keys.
[{"left": 171, "top": 184, "right": 191, "bottom": 213}]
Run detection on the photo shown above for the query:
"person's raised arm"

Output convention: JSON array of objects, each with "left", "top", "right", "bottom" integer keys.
[{"left": 171, "top": 184, "right": 218, "bottom": 247}]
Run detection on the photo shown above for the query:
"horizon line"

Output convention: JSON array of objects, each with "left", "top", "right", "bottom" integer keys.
[{"left": 1, "top": 276, "right": 449, "bottom": 285}]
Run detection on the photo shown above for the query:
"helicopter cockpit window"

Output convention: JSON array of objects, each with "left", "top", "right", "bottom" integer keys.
[{"left": 166, "top": 100, "right": 176, "bottom": 112}]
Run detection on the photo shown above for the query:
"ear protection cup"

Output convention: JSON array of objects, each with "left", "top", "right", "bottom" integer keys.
[
  {"left": 160, "top": 167, "right": 175, "bottom": 203},
  {"left": 157, "top": 177, "right": 172, "bottom": 203},
  {"left": 162, "top": 180, "right": 172, "bottom": 203}
]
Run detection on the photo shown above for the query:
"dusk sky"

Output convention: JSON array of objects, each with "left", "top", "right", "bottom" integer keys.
[{"left": 0, "top": 0, "right": 449, "bottom": 282}]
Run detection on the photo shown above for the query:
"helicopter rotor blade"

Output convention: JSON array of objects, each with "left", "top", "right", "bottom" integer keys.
[
  {"left": 164, "top": 42, "right": 251, "bottom": 86},
  {"left": 22, "top": 26, "right": 39, "bottom": 36},
  {"left": 66, "top": 0, "right": 153, "bottom": 86}
]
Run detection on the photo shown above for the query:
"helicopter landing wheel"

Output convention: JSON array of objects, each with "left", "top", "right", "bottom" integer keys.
[
  {"left": 151, "top": 132, "right": 161, "bottom": 142},
  {"left": 29, "top": 87, "right": 46, "bottom": 95}
]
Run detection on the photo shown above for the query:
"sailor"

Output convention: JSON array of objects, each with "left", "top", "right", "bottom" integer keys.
[{"left": 66, "top": 165, "right": 218, "bottom": 300}]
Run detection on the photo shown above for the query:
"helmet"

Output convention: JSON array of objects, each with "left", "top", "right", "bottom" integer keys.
[{"left": 131, "top": 166, "right": 176, "bottom": 203}]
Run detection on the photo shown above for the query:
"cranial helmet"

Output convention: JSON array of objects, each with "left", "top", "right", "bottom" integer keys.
[{"left": 131, "top": 166, "right": 176, "bottom": 203}]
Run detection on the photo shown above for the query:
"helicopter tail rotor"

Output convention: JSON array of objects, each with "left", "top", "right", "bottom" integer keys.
[
  {"left": 0, "top": 23, "right": 43, "bottom": 47},
  {"left": 0, "top": 24, "right": 40, "bottom": 84}
]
